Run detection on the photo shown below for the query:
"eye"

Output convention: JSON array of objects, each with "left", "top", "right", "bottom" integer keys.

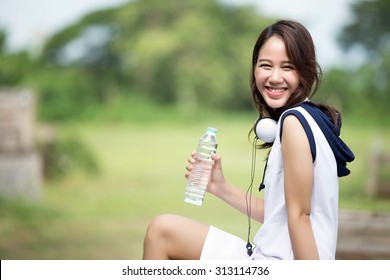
[
  {"left": 283, "top": 64, "right": 295, "bottom": 71},
  {"left": 259, "top": 63, "right": 272, "bottom": 69}
]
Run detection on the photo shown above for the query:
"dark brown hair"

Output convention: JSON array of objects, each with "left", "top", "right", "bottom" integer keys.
[{"left": 250, "top": 20, "right": 340, "bottom": 147}]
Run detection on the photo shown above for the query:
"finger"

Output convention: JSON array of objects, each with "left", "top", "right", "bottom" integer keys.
[
  {"left": 186, "top": 164, "right": 193, "bottom": 172},
  {"left": 211, "top": 152, "right": 221, "bottom": 162},
  {"left": 188, "top": 152, "right": 196, "bottom": 164},
  {"left": 211, "top": 153, "right": 222, "bottom": 171},
  {"left": 187, "top": 158, "right": 195, "bottom": 165}
]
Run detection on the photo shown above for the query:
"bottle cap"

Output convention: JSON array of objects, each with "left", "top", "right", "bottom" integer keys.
[{"left": 206, "top": 127, "right": 218, "bottom": 133}]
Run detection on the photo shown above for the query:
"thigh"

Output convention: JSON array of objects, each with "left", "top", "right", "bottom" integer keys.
[{"left": 149, "top": 214, "right": 210, "bottom": 260}]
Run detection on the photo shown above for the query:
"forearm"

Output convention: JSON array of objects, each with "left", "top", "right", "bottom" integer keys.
[
  {"left": 214, "top": 181, "right": 264, "bottom": 223},
  {"left": 288, "top": 214, "right": 319, "bottom": 260}
]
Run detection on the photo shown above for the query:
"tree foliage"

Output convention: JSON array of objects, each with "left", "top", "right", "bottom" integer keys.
[
  {"left": 1, "top": 0, "right": 388, "bottom": 121},
  {"left": 0, "top": 30, "right": 34, "bottom": 86},
  {"left": 338, "top": 0, "right": 390, "bottom": 55},
  {"left": 329, "top": 0, "right": 390, "bottom": 118},
  {"left": 35, "top": 0, "right": 272, "bottom": 119}
]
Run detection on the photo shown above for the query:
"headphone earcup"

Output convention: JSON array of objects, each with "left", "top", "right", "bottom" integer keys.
[{"left": 255, "top": 118, "right": 277, "bottom": 143}]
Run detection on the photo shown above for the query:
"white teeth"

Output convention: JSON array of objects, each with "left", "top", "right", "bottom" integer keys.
[{"left": 270, "top": 88, "right": 285, "bottom": 93}]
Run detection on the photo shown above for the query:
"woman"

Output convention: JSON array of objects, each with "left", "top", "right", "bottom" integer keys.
[{"left": 142, "top": 20, "right": 354, "bottom": 260}]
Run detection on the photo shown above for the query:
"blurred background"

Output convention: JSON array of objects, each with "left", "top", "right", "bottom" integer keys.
[{"left": 0, "top": 0, "right": 389, "bottom": 259}]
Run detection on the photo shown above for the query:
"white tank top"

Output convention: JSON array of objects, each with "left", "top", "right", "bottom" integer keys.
[{"left": 253, "top": 106, "right": 339, "bottom": 260}]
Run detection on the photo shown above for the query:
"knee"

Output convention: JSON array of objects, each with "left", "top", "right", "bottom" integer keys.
[{"left": 144, "top": 214, "right": 178, "bottom": 243}]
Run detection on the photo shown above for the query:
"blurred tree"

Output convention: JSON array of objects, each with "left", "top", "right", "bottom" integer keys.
[
  {"left": 0, "top": 29, "right": 34, "bottom": 86},
  {"left": 0, "top": 29, "right": 5, "bottom": 52},
  {"left": 38, "top": 0, "right": 272, "bottom": 118},
  {"left": 339, "top": 0, "right": 390, "bottom": 56},
  {"left": 40, "top": 8, "right": 124, "bottom": 107},
  {"left": 333, "top": 0, "right": 390, "bottom": 118}
]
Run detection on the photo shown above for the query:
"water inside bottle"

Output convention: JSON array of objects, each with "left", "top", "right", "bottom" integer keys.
[{"left": 184, "top": 158, "right": 213, "bottom": 205}]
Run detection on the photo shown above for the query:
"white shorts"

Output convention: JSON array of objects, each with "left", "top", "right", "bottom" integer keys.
[{"left": 200, "top": 226, "right": 252, "bottom": 260}]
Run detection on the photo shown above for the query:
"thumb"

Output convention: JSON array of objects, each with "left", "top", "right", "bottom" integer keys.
[{"left": 211, "top": 152, "right": 222, "bottom": 167}]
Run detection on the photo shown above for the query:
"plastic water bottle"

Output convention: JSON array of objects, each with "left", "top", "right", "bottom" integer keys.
[{"left": 184, "top": 127, "right": 218, "bottom": 206}]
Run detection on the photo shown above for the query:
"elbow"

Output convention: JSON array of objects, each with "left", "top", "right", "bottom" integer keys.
[
  {"left": 287, "top": 209, "right": 313, "bottom": 237},
  {"left": 287, "top": 207, "right": 311, "bottom": 225}
]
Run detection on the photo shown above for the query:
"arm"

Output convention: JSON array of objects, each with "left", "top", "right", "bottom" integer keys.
[
  {"left": 281, "top": 115, "right": 319, "bottom": 260},
  {"left": 185, "top": 152, "right": 264, "bottom": 223}
]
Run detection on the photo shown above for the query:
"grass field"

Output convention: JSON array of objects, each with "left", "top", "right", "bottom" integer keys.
[{"left": 0, "top": 113, "right": 389, "bottom": 259}]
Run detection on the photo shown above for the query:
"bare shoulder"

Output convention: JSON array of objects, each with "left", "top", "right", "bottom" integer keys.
[
  {"left": 282, "top": 115, "right": 307, "bottom": 139},
  {"left": 281, "top": 114, "right": 311, "bottom": 159}
]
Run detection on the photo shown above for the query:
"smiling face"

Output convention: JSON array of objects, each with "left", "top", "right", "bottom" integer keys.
[{"left": 254, "top": 35, "right": 300, "bottom": 109}]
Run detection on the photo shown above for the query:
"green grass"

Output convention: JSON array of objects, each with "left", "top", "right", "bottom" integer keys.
[{"left": 0, "top": 113, "right": 389, "bottom": 259}]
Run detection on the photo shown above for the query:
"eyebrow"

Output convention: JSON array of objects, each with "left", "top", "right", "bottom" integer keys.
[
  {"left": 258, "top": 58, "right": 294, "bottom": 64},
  {"left": 258, "top": 58, "right": 293, "bottom": 64}
]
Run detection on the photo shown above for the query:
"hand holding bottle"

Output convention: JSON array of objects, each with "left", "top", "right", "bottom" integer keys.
[
  {"left": 185, "top": 151, "right": 226, "bottom": 198},
  {"left": 184, "top": 127, "right": 218, "bottom": 206}
]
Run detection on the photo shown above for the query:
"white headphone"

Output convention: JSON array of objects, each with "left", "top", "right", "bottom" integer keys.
[{"left": 254, "top": 118, "right": 278, "bottom": 143}]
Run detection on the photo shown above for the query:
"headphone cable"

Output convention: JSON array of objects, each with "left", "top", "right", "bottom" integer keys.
[{"left": 245, "top": 136, "right": 258, "bottom": 256}]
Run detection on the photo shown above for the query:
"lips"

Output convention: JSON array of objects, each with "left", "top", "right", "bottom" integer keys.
[{"left": 265, "top": 86, "right": 287, "bottom": 98}]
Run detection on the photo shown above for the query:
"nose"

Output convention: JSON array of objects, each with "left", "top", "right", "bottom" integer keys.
[{"left": 269, "top": 69, "right": 283, "bottom": 84}]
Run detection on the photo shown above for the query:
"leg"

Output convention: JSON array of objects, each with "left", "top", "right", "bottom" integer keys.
[{"left": 143, "top": 214, "right": 209, "bottom": 260}]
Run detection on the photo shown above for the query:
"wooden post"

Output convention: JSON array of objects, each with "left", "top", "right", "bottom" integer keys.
[
  {"left": 365, "top": 138, "right": 382, "bottom": 198},
  {"left": 365, "top": 137, "right": 390, "bottom": 198},
  {"left": 0, "top": 88, "right": 42, "bottom": 201}
]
